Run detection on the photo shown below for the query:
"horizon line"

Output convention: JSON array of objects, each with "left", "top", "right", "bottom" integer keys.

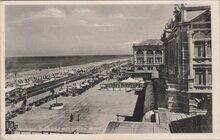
[{"left": 6, "top": 54, "right": 133, "bottom": 58}]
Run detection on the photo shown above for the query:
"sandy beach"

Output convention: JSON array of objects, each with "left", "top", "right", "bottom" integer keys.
[{"left": 5, "top": 58, "right": 129, "bottom": 83}]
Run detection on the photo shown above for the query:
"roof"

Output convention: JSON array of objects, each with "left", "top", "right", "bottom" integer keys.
[
  {"left": 104, "top": 121, "right": 170, "bottom": 133},
  {"left": 185, "top": 10, "right": 208, "bottom": 22},
  {"left": 181, "top": 4, "right": 210, "bottom": 22},
  {"left": 134, "top": 39, "right": 163, "bottom": 46},
  {"left": 182, "top": 4, "right": 210, "bottom": 10},
  {"left": 121, "top": 77, "right": 140, "bottom": 83}
]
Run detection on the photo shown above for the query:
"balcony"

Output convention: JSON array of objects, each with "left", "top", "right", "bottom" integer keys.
[
  {"left": 193, "top": 57, "right": 211, "bottom": 61},
  {"left": 188, "top": 85, "right": 212, "bottom": 94},
  {"left": 134, "top": 63, "right": 161, "bottom": 66},
  {"left": 192, "top": 57, "right": 211, "bottom": 65},
  {"left": 166, "top": 84, "right": 178, "bottom": 91},
  {"left": 194, "top": 85, "right": 212, "bottom": 90}
]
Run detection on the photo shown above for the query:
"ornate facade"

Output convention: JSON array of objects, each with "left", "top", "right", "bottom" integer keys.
[
  {"left": 161, "top": 5, "right": 212, "bottom": 114},
  {"left": 132, "top": 39, "right": 164, "bottom": 79}
]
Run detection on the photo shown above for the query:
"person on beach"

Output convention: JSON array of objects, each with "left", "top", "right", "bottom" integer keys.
[
  {"left": 70, "top": 113, "right": 73, "bottom": 122},
  {"left": 116, "top": 113, "right": 119, "bottom": 121},
  {"left": 77, "top": 114, "right": 80, "bottom": 122}
]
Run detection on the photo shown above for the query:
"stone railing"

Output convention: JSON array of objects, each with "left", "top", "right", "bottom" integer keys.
[
  {"left": 194, "top": 85, "right": 212, "bottom": 90},
  {"left": 166, "top": 84, "right": 177, "bottom": 91}
]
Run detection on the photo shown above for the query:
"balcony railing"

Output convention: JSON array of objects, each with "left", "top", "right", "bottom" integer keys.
[
  {"left": 166, "top": 84, "right": 177, "bottom": 91},
  {"left": 194, "top": 85, "right": 212, "bottom": 90},
  {"left": 134, "top": 63, "right": 161, "bottom": 65},
  {"left": 188, "top": 84, "right": 212, "bottom": 94}
]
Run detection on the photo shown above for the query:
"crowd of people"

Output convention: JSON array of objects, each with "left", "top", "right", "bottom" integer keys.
[{"left": 5, "top": 64, "right": 101, "bottom": 90}]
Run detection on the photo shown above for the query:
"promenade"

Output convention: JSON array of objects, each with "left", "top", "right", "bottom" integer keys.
[{"left": 12, "top": 82, "right": 138, "bottom": 134}]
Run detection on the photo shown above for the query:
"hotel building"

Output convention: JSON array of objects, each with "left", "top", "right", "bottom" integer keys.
[
  {"left": 132, "top": 39, "right": 165, "bottom": 79},
  {"left": 161, "top": 4, "right": 212, "bottom": 114}
]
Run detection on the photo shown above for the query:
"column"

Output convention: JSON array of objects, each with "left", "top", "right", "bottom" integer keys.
[
  {"left": 193, "top": 69, "right": 196, "bottom": 84},
  {"left": 205, "top": 40, "right": 208, "bottom": 58},
  {"left": 133, "top": 50, "right": 137, "bottom": 64},
  {"left": 187, "top": 30, "right": 194, "bottom": 79},
  {"left": 144, "top": 50, "right": 147, "bottom": 64},
  {"left": 162, "top": 51, "right": 164, "bottom": 64},
  {"left": 153, "top": 50, "right": 156, "bottom": 64},
  {"left": 205, "top": 68, "right": 208, "bottom": 86},
  {"left": 189, "top": 69, "right": 196, "bottom": 90}
]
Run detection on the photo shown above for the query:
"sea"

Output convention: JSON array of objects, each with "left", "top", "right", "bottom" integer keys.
[{"left": 5, "top": 55, "right": 132, "bottom": 73}]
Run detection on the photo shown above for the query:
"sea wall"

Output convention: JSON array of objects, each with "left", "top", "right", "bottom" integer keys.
[
  {"left": 143, "top": 82, "right": 156, "bottom": 114},
  {"left": 152, "top": 79, "right": 168, "bottom": 108},
  {"left": 142, "top": 82, "right": 157, "bottom": 122}
]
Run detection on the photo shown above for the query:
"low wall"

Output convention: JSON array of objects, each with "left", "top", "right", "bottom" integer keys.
[
  {"left": 152, "top": 79, "right": 168, "bottom": 108},
  {"left": 169, "top": 115, "right": 212, "bottom": 133},
  {"left": 143, "top": 82, "right": 156, "bottom": 114}
]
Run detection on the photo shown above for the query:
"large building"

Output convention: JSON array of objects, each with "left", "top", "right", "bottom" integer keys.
[
  {"left": 132, "top": 39, "right": 165, "bottom": 79},
  {"left": 161, "top": 4, "right": 212, "bottom": 114}
]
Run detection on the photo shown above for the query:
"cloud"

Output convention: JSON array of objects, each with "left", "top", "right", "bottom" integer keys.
[
  {"left": 74, "top": 8, "right": 93, "bottom": 14},
  {"left": 117, "top": 40, "right": 140, "bottom": 46},
  {"left": 12, "top": 7, "right": 65, "bottom": 23},
  {"left": 111, "top": 13, "right": 147, "bottom": 20},
  {"left": 112, "top": 13, "right": 126, "bottom": 19},
  {"left": 78, "top": 19, "right": 115, "bottom": 27},
  {"left": 88, "top": 23, "right": 115, "bottom": 27}
]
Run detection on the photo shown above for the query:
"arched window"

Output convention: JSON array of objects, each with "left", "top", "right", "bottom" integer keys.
[
  {"left": 193, "top": 32, "right": 206, "bottom": 58},
  {"left": 146, "top": 50, "right": 154, "bottom": 64},
  {"left": 193, "top": 32, "right": 212, "bottom": 58},
  {"left": 193, "top": 32, "right": 206, "bottom": 40},
  {"left": 136, "top": 50, "right": 144, "bottom": 64},
  {"left": 155, "top": 50, "right": 162, "bottom": 64},
  {"left": 194, "top": 41, "right": 205, "bottom": 57}
]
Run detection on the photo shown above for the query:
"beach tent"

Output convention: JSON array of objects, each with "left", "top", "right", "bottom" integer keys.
[
  {"left": 80, "top": 83, "right": 86, "bottom": 87},
  {"left": 93, "top": 78, "right": 99, "bottom": 81},
  {"left": 84, "top": 82, "right": 90, "bottom": 86},
  {"left": 88, "top": 79, "right": 94, "bottom": 83},
  {"left": 17, "top": 83, "right": 28, "bottom": 86},
  {"left": 76, "top": 85, "right": 82, "bottom": 89}
]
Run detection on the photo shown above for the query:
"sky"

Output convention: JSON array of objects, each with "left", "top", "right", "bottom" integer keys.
[{"left": 5, "top": 4, "right": 174, "bottom": 57}]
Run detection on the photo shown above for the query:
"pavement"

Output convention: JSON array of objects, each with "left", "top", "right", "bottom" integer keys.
[
  {"left": 11, "top": 82, "right": 138, "bottom": 134},
  {"left": 6, "top": 78, "right": 87, "bottom": 113}
]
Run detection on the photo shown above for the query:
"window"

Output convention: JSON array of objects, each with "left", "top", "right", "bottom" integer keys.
[
  {"left": 207, "top": 69, "right": 212, "bottom": 85},
  {"left": 207, "top": 41, "right": 211, "bottom": 57},
  {"left": 146, "top": 50, "right": 154, "bottom": 64},
  {"left": 155, "top": 50, "right": 162, "bottom": 64},
  {"left": 137, "top": 67, "right": 144, "bottom": 70},
  {"left": 195, "top": 69, "right": 206, "bottom": 85},
  {"left": 136, "top": 50, "right": 144, "bottom": 64},
  {"left": 194, "top": 41, "right": 205, "bottom": 57},
  {"left": 148, "top": 67, "right": 153, "bottom": 70}
]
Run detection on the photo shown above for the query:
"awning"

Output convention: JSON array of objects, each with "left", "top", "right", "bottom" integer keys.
[{"left": 121, "top": 77, "right": 140, "bottom": 83}]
